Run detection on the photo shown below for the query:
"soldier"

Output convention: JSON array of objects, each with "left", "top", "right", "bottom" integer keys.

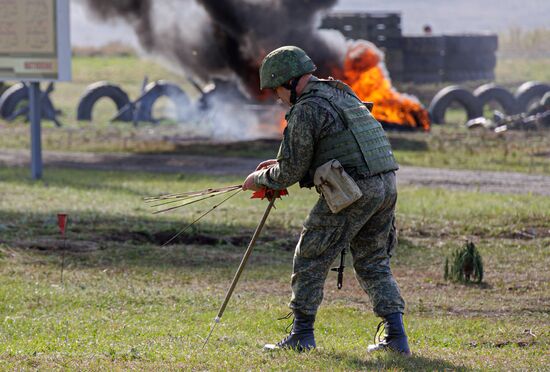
[{"left": 242, "top": 46, "right": 411, "bottom": 355}]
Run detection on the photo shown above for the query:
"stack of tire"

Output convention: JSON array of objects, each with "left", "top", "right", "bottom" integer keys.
[
  {"left": 0, "top": 80, "right": 192, "bottom": 124},
  {"left": 401, "top": 36, "right": 445, "bottom": 84},
  {"left": 76, "top": 80, "right": 190, "bottom": 122},
  {"left": 428, "top": 81, "right": 550, "bottom": 124},
  {"left": 443, "top": 34, "right": 498, "bottom": 82},
  {"left": 0, "top": 82, "right": 8, "bottom": 96},
  {"left": 398, "top": 34, "right": 498, "bottom": 84}
]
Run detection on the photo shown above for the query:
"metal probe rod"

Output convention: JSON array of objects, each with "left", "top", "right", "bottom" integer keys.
[{"left": 202, "top": 196, "right": 277, "bottom": 348}]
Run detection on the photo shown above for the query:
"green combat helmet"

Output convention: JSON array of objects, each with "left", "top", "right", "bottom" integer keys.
[{"left": 259, "top": 46, "right": 316, "bottom": 90}]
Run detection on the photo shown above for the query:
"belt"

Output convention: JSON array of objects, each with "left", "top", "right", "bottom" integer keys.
[{"left": 347, "top": 167, "right": 395, "bottom": 181}]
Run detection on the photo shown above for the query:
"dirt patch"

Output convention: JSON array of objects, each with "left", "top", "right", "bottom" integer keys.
[
  {"left": 499, "top": 227, "right": 550, "bottom": 240},
  {"left": 15, "top": 237, "right": 100, "bottom": 252},
  {"left": 99, "top": 228, "right": 298, "bottom": 251},
  {"left": 152, "top": 231, "right": 220, "bottom": 246},
  {"left": 397, "top": 165, "right": 550, "bottom": 196},
  {"left": 105, "top": 230, "right": 220, "bottom": 246},
  {"left": 103, "top": 229, "right": 259, "bottom": 247},
  {"left": 400, "top": 224, "right": 550, "bottom": 240},
  {"left": 0, "top": 149, "right": 260, "bottom": 176},
  {"left": 4, "top": 229, "right": 295, "bottom": 256},
  {"left": 105, "top": 231, "right": 153, "bottom": 244}
]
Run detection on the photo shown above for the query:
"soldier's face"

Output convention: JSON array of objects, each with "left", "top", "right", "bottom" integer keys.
[{"left": 275, "top": 86, "right": 291, "bottom": 106}]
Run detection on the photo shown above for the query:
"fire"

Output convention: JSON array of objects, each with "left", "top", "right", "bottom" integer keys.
[
  {"left": 336, "top": 40, "right": 431, "bottom": 131},
  {"left": 273, "top": 40, "right": 430, "bottom": 134},
  {"left": 278, "top": 112, "right": 287, "bottom": 132}
]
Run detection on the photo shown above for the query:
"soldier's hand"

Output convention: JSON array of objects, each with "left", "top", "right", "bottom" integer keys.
[
  {"left": 255, "top": 159, "right": 278, "bottom": 171},
  {"left": 242, "top": 172, "right": 262, "bottom": 191}
]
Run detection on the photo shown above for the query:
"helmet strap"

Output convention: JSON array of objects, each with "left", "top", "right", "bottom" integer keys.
[{"left": 282, "top": 77, "right": 300, "bottom": 105}]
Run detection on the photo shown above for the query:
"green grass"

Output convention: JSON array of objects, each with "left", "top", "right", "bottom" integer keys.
[
  {"left": 0, "top": 47, "right": 548, "bottom": 370},
  {"left": 499, "top": 27, "right": 550, "bottom": 60},
  {"left": 391, "top": 126, "right": 550, "bottom": 174},
  {"left": 496, "top": 58, "right": 550, "bottom": 85},
  {"left": 0, "top": 167, "right": 548, "bottom": 370}
]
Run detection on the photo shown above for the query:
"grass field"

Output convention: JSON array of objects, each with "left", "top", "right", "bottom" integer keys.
[
  {"left": 0, "top": 53, "right": 549, "bottom": 370},
  {"left": 0, "top": 168, "right": 549, "bottom": 370}
]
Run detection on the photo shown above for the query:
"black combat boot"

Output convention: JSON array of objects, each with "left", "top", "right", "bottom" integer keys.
[
  {"left": 367, "top": 312, "right": 411, "bottom": 356},
  {"left": 264, "top": 310, "right": 316, "bottom": 351}
]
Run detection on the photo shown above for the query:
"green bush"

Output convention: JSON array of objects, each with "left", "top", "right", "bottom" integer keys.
[{"left": 444, "top": 241, "right": 484, "bottom": 283}]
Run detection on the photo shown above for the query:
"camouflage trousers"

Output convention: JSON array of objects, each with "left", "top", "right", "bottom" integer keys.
[{"left": 289, "top": 171, "right": 405, "bottom": 317}]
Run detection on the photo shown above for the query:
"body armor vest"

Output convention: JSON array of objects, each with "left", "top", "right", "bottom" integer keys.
[{"left": 296, "top": 80, "right": 398, "bottom": 187}]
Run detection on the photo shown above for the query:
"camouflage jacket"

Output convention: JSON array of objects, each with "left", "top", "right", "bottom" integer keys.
[{"left": 254, "top": 77, "right": 349, "bottom": 189}]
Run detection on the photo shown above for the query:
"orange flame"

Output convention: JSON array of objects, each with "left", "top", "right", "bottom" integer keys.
[
  {"left": 278, "top": 112, "right": 287, "bottom": 133},
  {"left": 336, "top": 40, "right": 430, "bottom": 131}
]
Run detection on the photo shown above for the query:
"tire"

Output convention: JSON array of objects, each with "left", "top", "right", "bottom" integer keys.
[
  {"left": 401, "top": 72, "right": 442, "bottom": 84},
  {"left": 77, "top": 82, "right": 132, "bottom": 121},
  {"left": 442, "top": 35, "right": 498, "bottom": 83},
  {"left": 443, "top": 70, "right": 495, "bottom": 83},
  {"left": 444, "top": 53, "right": 497, "bottom": 71},
  {"left": 473, "top": 83, "right": 520, "bottom": 115},
  {"left": 401, "top": 36, "right": 444, "bottom": 83},
  {"left": 381, "top": 37, "right": 404, "bottom": 49},
  {"left": 444, "top": 35, "right": 498, "bottom": 53},
  {"left": 0, "top": 82, "right": 8, "bottom": 96},
  {"left": 404, "top": 52, "right": 445, "bottom": 71},
  {"left": 0, "top": 83, "right": 56, "bottom": 120},
  {"left": 402, "top": 36, "right": 445, "bottom": 72},
  {"left": 384, "top": 49, "right": 404, "bottom": 72},
  {"left": 402, "top": 36, "right": 445, "bottom": 53},
  {"left": 428, "top": 86, "right": 483, "bottom": 124},
  {"left": 514, "top": 81, "right": 550, "bottom": 113},
  {"left": 136, "top": 81, "right": 191, "bottom": 122}
]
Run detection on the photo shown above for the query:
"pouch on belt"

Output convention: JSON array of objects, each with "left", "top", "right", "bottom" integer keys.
[{"left": 313, "top": 159, "right": 363, "bottom": 214}]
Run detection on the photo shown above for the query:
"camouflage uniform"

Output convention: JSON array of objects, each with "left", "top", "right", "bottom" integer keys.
[{"left": 255, "top": 77, "right": 405, "bottom": 317}]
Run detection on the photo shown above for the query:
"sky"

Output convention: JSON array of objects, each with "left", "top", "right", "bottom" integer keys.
[{"left": 71, "top": 0, "right": 550, "bottom": 47}]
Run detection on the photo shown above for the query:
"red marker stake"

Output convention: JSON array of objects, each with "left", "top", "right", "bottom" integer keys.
[{"left": 57, "top": 214, "right": 68, "bottom": 285}]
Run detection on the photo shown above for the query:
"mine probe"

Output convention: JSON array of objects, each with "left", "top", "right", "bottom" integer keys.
[
  {"left": 146, "top": 185, "right": 288, "bottom": 348},
  {"left": 202, "top": 188, "right": 287, "bottom": 349}
]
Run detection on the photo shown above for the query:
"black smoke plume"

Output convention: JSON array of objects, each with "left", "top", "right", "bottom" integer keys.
[{"left": 83, "top": 0, "right": 342, "bottom": 97}]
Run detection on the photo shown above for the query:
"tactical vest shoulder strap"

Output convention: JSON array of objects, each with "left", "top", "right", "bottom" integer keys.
[
  {"left": 316, "top": 79, "right": 361, "bottom": 100},
  {"left": 297, "top": 82, "right": 349, "bottom": 128},
  {"left": 299, "top": 80, "right": 376, "bottom": 129},
  {"left": 304, "top": 81, "right": 398, "bottom": 177},
  {"left": 311, "top": 79, "right": 375, "bottom": 111}
]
